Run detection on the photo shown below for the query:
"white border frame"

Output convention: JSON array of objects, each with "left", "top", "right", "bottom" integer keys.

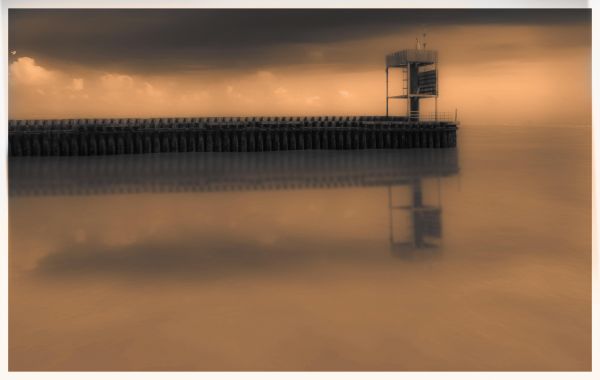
[{"left": 0, "top": 1, "right": 595, "bottom": 379}]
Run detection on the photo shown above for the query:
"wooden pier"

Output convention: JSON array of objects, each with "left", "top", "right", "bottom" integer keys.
[{"left": 8, "top": 116, "right": 457, "bottom": 157}]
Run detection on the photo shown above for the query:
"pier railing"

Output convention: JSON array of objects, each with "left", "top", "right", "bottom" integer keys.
[
  {"left": 8, "top": 115, "right": 459, "bottom": 131},
  {"left": 408, "top": 112, "right": 456, "bottom": 122}
]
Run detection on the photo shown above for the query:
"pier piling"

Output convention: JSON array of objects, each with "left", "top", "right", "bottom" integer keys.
[{"left": 8, "top": 116, "right": 457, "bottom": 157}]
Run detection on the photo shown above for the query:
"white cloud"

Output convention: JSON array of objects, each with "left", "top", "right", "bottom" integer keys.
[
  {"left": 179, "top": 90, "right": 209, "bottom": 103},
  {"left": 338, "top": 90, "right": 351, "bottom": 98},
  {"left": 69, "top": 78, "right": 84, "bottom": 91},
  {"left": 226, "top": 85, "right": 243, "bottom": 99},
  {"left": 305, "top": 95, "right": 321, "bottom": 105},
  {"left": 274, "top": 87, "right": 288, "bottom": 96},
  {"left": 10, "top": 57, "right": 54, "bottom": 85},
  {"left": 100, "top": 73, "right": 134, "bottom": 90},
  {"left": 256, "top": 70, "right": 275, "bottom": 81},
  {"left": 139, "top": 82, "right": 162, "bottom": 98}
]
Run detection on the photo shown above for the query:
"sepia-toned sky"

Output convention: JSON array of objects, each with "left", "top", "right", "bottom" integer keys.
[{"left": 8, "top": 9, "right": 591, "bottom": 125}]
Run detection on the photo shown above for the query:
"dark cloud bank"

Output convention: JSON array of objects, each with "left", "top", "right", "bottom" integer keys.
[{"left": 9, "top": 9, "right": 590, "bottom": 72}]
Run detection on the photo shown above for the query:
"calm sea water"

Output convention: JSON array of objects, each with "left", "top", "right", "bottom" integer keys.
[{"left": 8, "top": 126, "right": 591, "bottom": 371}]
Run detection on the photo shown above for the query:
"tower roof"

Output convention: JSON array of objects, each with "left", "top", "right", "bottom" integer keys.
[{"left": 386, "top": 49, "right": 437, "bottom": 67}]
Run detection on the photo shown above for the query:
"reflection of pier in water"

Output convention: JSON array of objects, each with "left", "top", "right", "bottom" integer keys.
[{"left": 9, "top": 150, "right": 459, "bottom": 257}]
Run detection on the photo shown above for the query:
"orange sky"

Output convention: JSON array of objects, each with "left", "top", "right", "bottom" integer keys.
[{"left": 9, "top": 15, "right": 591, "bottom": 126}]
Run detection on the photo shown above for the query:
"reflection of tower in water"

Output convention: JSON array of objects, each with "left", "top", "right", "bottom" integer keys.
[{"left": 388, "top": 177, "right": 442, "bottom": 259}]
